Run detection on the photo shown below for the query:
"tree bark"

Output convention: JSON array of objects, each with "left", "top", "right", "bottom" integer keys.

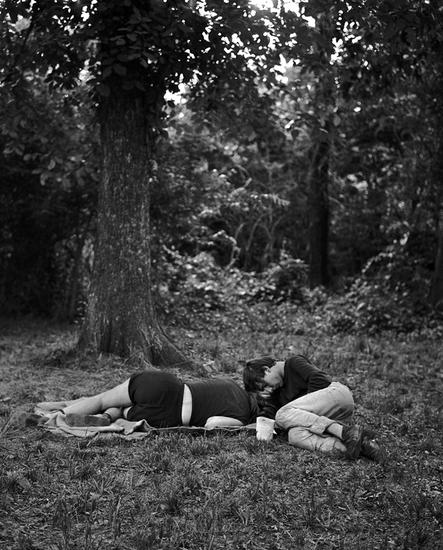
[
  {"left": 428, "top": 65, "right": 443, "bottom": 308},
  {"left": 429, "top": 202, "right": 443, "bottom": 308},
  {"left": 80, "top": 82, "right": 190, "bottom": 367},
  {"left": 307, "top": 137, "right": 330, "bottom": 288},
  {"left": 306, "top": 12, "right": 333, "bottom": 289}
]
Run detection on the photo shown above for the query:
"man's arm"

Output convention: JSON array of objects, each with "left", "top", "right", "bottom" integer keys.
[
  {"left": 286, "top": 355, "right": 331, "bottom": 393},
  {"left": 257, "top": 391, "right": 279, "bottom": 419}
]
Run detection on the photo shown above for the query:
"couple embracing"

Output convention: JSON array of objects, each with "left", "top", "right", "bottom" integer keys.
[{"left": 38, "top": 354, "right": 385, "bottom": 462}]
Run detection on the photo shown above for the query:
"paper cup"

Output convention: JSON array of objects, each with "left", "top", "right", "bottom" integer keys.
[{"left": 256, "top": 416, "right": 275, "bottom": 442}]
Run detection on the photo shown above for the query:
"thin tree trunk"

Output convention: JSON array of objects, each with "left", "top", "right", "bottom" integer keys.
[
  {"left": 428, "top": 67, "right": 443, "bottom": 308},
  {"left": 429, "top": 203, "right": 443, "bottom": 308},
  {"left": 306, "top": 12, "right": 333, "bottom": 289},
  {"left": 308, "top": 137, "right": 330, "bottom": 288}
]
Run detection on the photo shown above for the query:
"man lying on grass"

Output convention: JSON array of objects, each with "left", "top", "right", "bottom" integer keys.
[
  {"left": 37, "top": 370, "right": 258, "bottom": 430},
  {"left": 243, "top": 355, "right": 386, "bottom": 462}
]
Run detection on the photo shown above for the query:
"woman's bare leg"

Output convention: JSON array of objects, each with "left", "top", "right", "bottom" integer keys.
[
  {"left": 62, "top": 380, "right": 132, "bottom": 416},
  {"left": 37, "top": 398, "right": 86, "bottom": 412},
  {"left": 103, "top": 407, "right": 123, "bottom": 422}
]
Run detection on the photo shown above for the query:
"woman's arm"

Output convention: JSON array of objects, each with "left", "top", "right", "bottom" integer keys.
[
  {"left": 204, "top": 416, "right": 244, "bottom": 428},
  {"left": 62, "top": 380, "right": 132, "bottom": 415}
]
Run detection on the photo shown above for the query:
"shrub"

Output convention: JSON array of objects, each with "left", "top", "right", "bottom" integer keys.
[
  {"left": 155, "top": 248, "right": 309, "bottom": 319},
  {"left": 324, "top": 240, "right": 438, "bottom": 334}
]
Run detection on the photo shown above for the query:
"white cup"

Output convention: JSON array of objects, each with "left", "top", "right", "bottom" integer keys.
[{"left": 256, "top": 416, "right": 275, "bottom": 442}]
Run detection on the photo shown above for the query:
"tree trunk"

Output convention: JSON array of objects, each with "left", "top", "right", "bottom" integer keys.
[
  {"left": 307, "top": 137, "right": 330, "bottom": 288},
  {"left": 305, "top": 11, "right": 334, "bottom": 289},
  {"left": 428, "top": 65, "right": 443, "bottom": 308},
  {"left": 429, "top": 202, "right": 443, "bottom": 308},
  {"left": 80, "top": 82, "right": 190, "bottom": 368}
]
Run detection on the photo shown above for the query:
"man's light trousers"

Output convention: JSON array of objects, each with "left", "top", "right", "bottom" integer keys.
[{"left": 275, "top": 382, "right": 354, "bottom": 453}]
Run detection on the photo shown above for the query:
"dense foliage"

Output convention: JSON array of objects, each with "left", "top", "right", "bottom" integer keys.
[{"left": 0, "top": 0, "right": 442, "bottom": 333}]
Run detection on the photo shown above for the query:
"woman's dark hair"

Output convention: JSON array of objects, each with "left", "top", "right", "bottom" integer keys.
[{"left": 242, "top": 356, "right": 276, "bottom": 391}]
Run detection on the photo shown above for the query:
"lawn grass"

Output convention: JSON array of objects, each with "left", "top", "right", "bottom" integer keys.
[{"left": 0, "top": 308, "right": 442, "bottom": 550}]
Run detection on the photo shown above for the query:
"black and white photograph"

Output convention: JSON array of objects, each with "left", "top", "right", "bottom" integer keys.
[{"left": 0, "top": 1, "right": 442, "bottom": 548}]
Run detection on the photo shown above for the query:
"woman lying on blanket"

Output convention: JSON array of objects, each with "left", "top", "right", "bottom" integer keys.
[{"left": 38, "top": 370, "right": 259, "bottom": 429}]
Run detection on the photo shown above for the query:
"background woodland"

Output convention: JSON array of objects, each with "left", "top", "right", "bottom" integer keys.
[{"left": 0, "top": 0, "right": 442, "bottom": 347}]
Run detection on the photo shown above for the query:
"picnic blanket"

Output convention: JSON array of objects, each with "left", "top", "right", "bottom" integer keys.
[{"left": 33, "top": 402, "right": 257, "bottom": 439}]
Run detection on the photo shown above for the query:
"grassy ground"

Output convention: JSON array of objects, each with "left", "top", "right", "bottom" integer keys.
[{"left": 0, "top": 307, "right": 442, "bottom": 550}]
